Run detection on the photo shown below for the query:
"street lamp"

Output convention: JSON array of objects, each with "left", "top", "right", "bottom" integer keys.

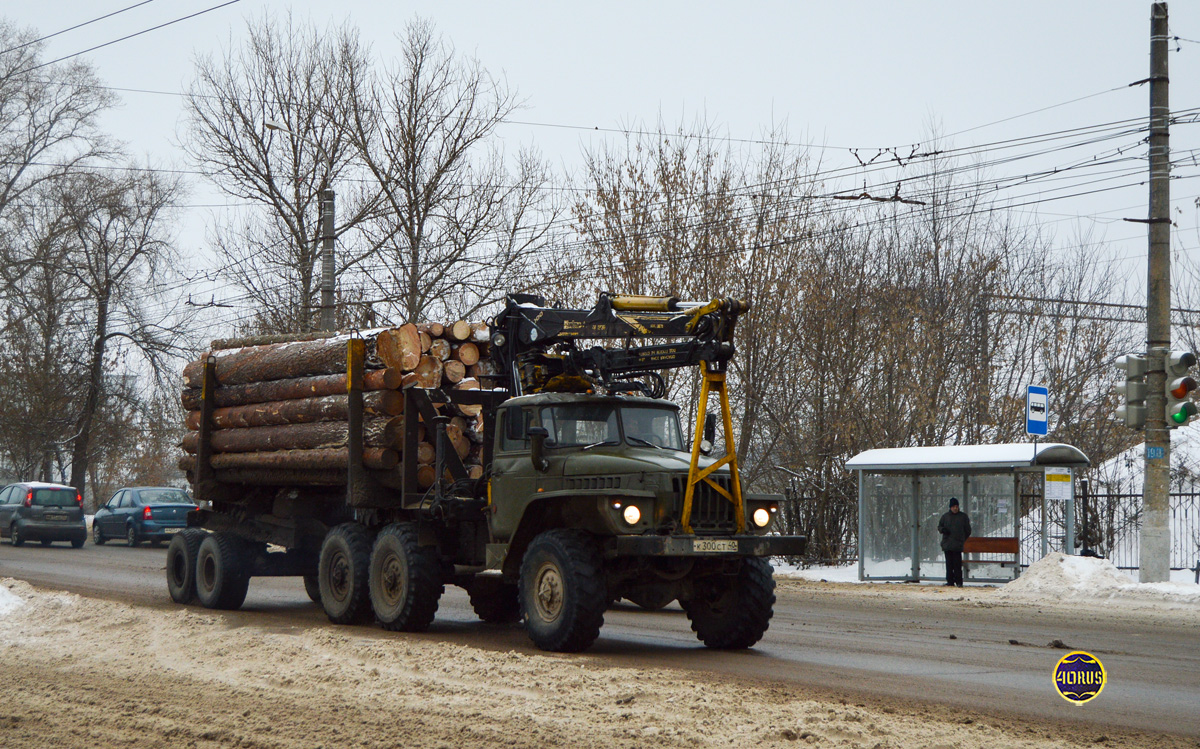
[{"left": 264, "top": 118, "right": 337, "bottom": 332}]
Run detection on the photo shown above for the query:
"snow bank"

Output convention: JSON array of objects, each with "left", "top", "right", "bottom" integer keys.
[
  {"left": 774, "top": 561, "right": 866, "bottom": 583},
  {"left": 0, "top": 581, "right": 24, "bottom": 617},
  {"left": 996, "top": 552, "right": 1200, "bottom": 604}
]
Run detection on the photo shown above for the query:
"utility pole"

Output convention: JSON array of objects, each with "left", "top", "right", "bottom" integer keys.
[
  {"left": 1141, "top": 2, "right": 1171, "bottom": 583},
  {"left": 319, "top": 187, "right": 336, "bottom": 332}
]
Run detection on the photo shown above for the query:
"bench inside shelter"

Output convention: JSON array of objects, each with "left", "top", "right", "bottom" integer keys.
[{"left": 962, "top": 536, "right": 1020, "bottom": 569}]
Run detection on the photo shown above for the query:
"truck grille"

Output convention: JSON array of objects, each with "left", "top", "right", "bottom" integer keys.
[{"left": 671, "top": 474, "right": 736, "bottom": 533}]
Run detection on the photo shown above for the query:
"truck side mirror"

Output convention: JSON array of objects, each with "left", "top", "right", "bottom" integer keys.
[{"left": 527, "top": 426, "right": 550, "bottom": 473}]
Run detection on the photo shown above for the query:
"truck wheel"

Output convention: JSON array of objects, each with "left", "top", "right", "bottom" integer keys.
[
  {"left": 195, "top": 532, "right": 250, "bottom": 610},
  {"left": 519, "top": 530, "right": 606, "bottom": 652},
  {"left": 369, "top": 523, "right": 443, "bottom": 632},
  {"left": 319, "top": 523, "right": 372, "bottom": 624},
  {"left": 166, "top": 528, "right": 206, "bottom": 604},
  {"left": 626, "top": 587, "right": 675, "bottom": 611},
  {"left": 682, "top": 558, "right": 775, "bottom": 649},
  {"left": 303, "top": 575, "right": 321, "bottom": 604},
  {"left": 467, "top": 576, "right": 521, "bottom": 623}
]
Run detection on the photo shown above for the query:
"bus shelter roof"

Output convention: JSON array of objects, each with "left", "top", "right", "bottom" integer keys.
[{"left": 845, "top": 443, "right": 1090, "bottom": 473}]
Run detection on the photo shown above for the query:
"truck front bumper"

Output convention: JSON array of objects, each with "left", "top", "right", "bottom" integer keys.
[{"left": 604, "top": 534, "right": 807, "bottom": 558}]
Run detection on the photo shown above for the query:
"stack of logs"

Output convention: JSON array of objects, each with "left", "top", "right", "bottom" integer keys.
[{"left": 179, "top": 321, "right": 496, "bottom": 490}]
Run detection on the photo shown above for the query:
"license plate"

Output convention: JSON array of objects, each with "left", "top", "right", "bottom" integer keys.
[
  {"left": 45, "top": 514, "right": 68, "bottom": 522},
  {"left": 164, "top": 527, "right": 182, "bottom": 534},
  {"left": 693, "top": 538, "right": 738, "bottom": 553}
]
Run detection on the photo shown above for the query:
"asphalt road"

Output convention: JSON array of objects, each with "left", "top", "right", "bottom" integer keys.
[{"left": 2, "top": 539, "right": 1197, "bottom": 741}]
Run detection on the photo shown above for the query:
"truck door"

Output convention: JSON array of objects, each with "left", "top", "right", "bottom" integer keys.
[{"left": 488, "top": 406, "right": 539, "bottom": 540}]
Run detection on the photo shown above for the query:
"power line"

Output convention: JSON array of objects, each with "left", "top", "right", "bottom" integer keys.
[
  {"left": 13, "top": 0, "right": 243, "bottom": 76},
  {"left": 0, "top": 0, "right": 161, "bottom": 56}
]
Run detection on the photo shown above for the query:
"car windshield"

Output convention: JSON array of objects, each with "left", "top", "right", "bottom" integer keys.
[
  {"left": 139, "top": 489, "right": 193, "bottom": 505},
  {"left": 32, "top": 488, "right": 76, "bottom": 507},
  {"left": 538, "top": 404, "right": 684, "bottom": 450}
]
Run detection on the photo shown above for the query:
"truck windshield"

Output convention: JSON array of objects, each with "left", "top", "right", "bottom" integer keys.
[
  {"left": 538, "top": 404, "right": 683, "bottom": 450},
  {"left": 541, "top": 404, "right": 619, "bottom": 447},
  {"left": 620, "top": 406, "right": 684, "bottom": 450}
]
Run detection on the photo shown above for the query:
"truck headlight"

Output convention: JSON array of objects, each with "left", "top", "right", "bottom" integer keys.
[
  {"left": 622, "top": 504, "right": 641, "bottom": 525},
  {"left": 752, "top": 508, "right": 771, "bottom": 528}
]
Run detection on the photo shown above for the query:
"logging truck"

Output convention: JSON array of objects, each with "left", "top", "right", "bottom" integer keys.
[{"left": 169, "top": 293, "right": 805, "bottom": 652}]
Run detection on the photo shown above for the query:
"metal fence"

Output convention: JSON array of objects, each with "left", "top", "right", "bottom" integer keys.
[{"left": 1078, "top": 489, "right": 1200, "bottom": 571}]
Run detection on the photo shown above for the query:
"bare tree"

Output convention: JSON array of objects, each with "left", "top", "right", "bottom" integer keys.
[
  {"left": 0, "top": 18, "right": 115, "bottom": 318},
  {"left": 349, "top": 18, "right": 557, "bottom": 322},
  {"left": 184, "top": 12, "right": 376, "bottom": 334},
  {"left": 52, "top": 169, "right": 185, "bottom": 499}
]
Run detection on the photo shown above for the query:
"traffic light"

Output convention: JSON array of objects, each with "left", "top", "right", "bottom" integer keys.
[
  {"left": 1165, "top": 350, "right": 1198, "bottom": 428},
  {"left": 1116, "top": 354, "right": 1148, "bottom": 429}
]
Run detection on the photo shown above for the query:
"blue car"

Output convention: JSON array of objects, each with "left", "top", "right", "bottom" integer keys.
[{"left": 93, "top": 487, "right": 197, "bottom": 547}]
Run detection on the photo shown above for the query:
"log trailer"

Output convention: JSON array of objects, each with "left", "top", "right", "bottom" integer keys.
[{"left": 169, "top": 293, "right": 806, "bottom": 652}]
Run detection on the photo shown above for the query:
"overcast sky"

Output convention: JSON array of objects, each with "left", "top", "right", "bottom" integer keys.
[{"left": 7, "top": 1, "right": 1200, "bottom": 317}]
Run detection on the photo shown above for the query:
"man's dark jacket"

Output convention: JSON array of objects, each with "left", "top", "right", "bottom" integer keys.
[{"left": 938, "top": 510, "right": 972, "bottom": 552}]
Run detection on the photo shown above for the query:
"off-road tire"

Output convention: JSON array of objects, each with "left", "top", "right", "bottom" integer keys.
[
  {"left": 319, "top": 523, "right": 373, "bottom": 624},
  {"left": 681, "top": 557, "right": 775, "bottom": 649},
  {"left": 93, "top": 523, "right": 105, "bottom": 545},
  {"left": 369, "top": 523, "right": 443, "bottom": 631},
  {"left": 467, "top": 576, "right": 522, "bottom": 623},
  {"left": 70, "top": 538, "right": 84, "bottom": 549},
  {"left": 195, "top": 532, "right": 250, "bottom": 610},
  {"left": 519, "top": 529, "right": 607, "bottom": 652},
  {"left": 166, "top": 528, "right": 206, "bottom": 604},
  {"left": 126, "top": 524, "right": 140, "bottom": 547},
  {"left": 626, "top": 587, "right": 675, "bottom": 611},
  {"left": 303, "top": 574, "right": 321, "bottom": 604},
  {"left": 10, "top": 524, "right": 23, "bottom": 547}
]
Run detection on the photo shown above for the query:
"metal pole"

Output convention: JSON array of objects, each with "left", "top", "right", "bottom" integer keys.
[
  {"left": 1142, "top": 2, "right": 1171, "bottom": 583},
  {"left": 319, "top": 187, "right": 336, "bottom": 332}
]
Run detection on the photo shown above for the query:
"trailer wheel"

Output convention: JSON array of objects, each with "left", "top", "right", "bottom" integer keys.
[
  {"left": 467, "top": 576, "right": 521, "bottom": 623},
  {"left": 166, "top": 528, "right": 206, "bottom": 604},
  {"left": 519, "top": 530, "right": 606, "bottom": 652},
  {"left": 303, "top": 575, "right": 321, "bottom": 604},
  {"left": 681, "top": 558, "right": 775, "bottom": 649},
  {"left": 195, "top": 532, "right": 250, "bottom": 610},
  {"left": 319, "top": 523, "right": 372, "bottom": 624},
  {"left": 369, "top": 523, "right": 443, "bottom": 631}
]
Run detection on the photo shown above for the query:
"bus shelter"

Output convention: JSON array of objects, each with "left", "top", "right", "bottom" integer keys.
[{"left": 846, "top": 443, "right": 1091, "bottom": 583}]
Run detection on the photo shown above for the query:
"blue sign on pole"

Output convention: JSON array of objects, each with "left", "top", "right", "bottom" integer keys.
[{"left": 1027, "top": 385, "right": 1049, "bottom": 436}]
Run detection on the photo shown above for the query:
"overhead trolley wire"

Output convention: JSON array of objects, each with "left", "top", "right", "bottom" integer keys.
[{"left": 0, "top": 0, "right": 161, "bottom": 56}]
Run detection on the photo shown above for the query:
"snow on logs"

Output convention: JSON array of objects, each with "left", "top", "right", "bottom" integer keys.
[{"left": 180, "top": 322, "right": 491, "bottom": 488}]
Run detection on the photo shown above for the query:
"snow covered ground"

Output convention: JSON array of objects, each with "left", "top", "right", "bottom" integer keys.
[{"left": 775, "top": 553, "right": 1200, "bottom": 604}]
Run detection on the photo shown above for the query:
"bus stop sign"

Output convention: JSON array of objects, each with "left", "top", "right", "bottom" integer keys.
[{"left": 1027, "top": 385, "right": 1049, "bottom": 436}]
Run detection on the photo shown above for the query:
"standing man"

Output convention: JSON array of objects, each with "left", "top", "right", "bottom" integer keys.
[{"left": 938, "top": 497, "right": 971, "bottom": 587}]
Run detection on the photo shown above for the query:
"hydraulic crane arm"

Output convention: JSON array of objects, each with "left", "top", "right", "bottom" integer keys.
[{"left": 490, "top": 292, "right": 748, "bottom": 397}]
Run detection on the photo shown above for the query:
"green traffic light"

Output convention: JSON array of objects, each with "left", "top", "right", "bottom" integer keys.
[{"left": 1172, "top": 410, "right": 1188, "bottom": 424}]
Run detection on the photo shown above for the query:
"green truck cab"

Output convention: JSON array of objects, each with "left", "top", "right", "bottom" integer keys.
[{"left": 482, "top": 391, "right": 800, "bottom": 650}]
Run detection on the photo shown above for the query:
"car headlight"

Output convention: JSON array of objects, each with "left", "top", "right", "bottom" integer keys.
[
  {"left": 622, "top": 504, "right": 641, "bottom": 525},
  {"left": 752, "top": 508, "right": 771, "bottom": 528}
]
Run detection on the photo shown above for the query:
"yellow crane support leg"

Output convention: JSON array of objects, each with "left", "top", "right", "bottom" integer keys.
[{"left": 681, "top": 362, "right": 745, "bottom": 534}]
